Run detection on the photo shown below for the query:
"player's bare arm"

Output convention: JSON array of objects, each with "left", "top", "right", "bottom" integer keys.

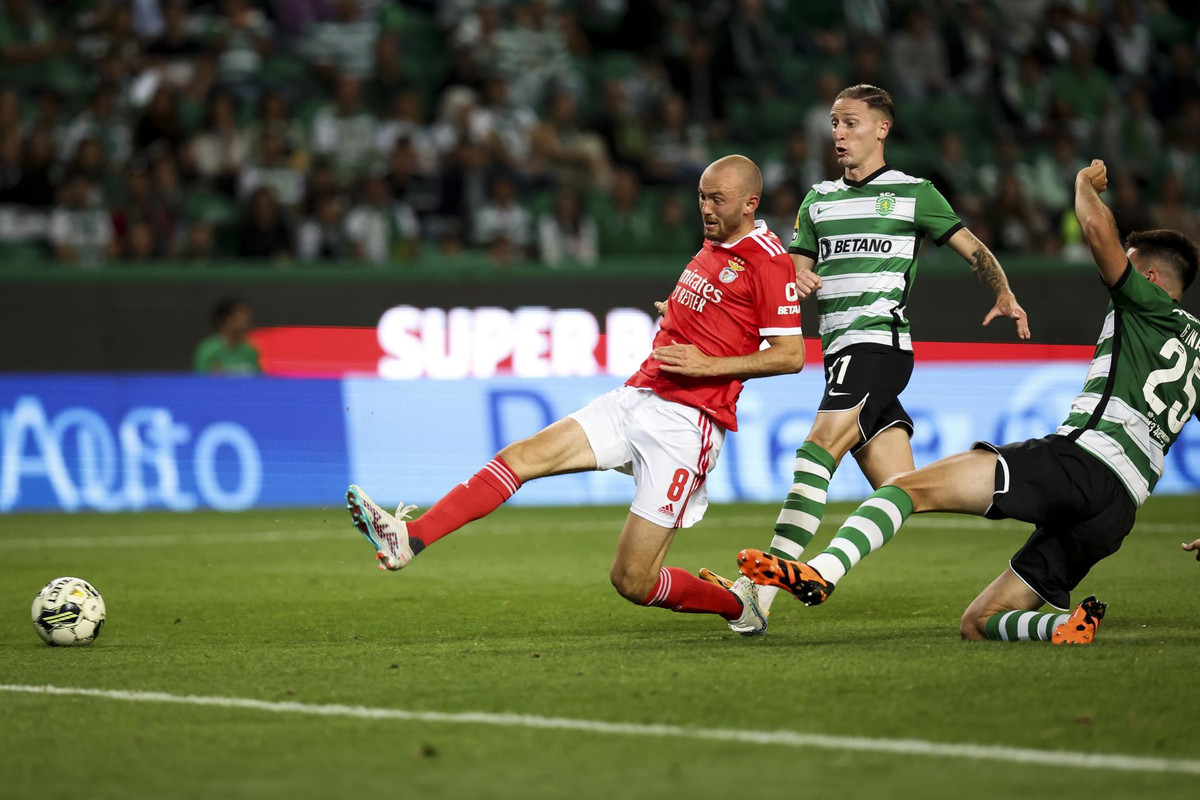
[
  {"left": 1182, "top": 539, "right": 1200, "bottom": 562},
  {"left": 653, "top": 334, "right": 805, "bottom": 379},
  {"left": 791, "top": 253, "right": 821, "bottom": 301},
  {"left": 946, "top": 228, "right": 1031, "bottom": 339},
  {"left": 1074, "top": 159, "right": 1128, "bottom": 287}
]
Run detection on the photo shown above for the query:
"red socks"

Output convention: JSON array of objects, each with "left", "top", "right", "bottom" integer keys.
[
  {"left": 641, "top": 567, "right": 743, "bottom": 620},
  {"left": 406, "top": 457, "right": 522, "bottom": 549}
]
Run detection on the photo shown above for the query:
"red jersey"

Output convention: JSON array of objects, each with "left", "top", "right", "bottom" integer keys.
[{"left": 626, "top": 221, "right": 803, "bottom": 431}]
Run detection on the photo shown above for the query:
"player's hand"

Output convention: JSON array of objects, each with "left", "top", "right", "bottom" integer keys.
[
  {"left": 983, "top": 292, "right": 1031, "bottom": 340},
  {"left": 794, "top": 270, "right": 822, "bottom": 301},
  {"left": 1181, "top": 539, "right": 1200, "bottom": 562},
  {"left": 653, "top": 299, "right": 668, "bottom": 316},
  {"left": 1076, "top": 159, "right": 1108, "bottom": 194},
  {"left": 653, "top": 341, "right": 714, "bottom": 376}
]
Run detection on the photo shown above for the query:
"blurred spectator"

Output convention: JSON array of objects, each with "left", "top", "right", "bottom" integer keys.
[
  {"left": 945, "top": 0, "right": 997, "bottom": 99},
  {"left": 595, "top": 167, "right": 653, "bottom": 257},
  {"left": 384, "top": 138, "right": 440, "bottom": 219},
  {"left": 722, "top": 0, "right": 784, "bottom": 99},
  {"left": 1150, "top": 174, "right": 1200, "bottom": 244},
  {"left": 181, "top": 220, "right": 216, "bottom": 263},
  {"left": 0, "top": 129, "right": 56, "bottom": 207},
  {"left": 493, "top": 0, "right": 579, "bottom": 110},
  {"left": 375, "top": 87, "right": 438, "bottom": 175},
  {"left": 1000, "top": 50, "right": 1052, "bottom": 137},
  {"left": 297, "top": 191, "right": 351, "bottom": 260},
  {"left": 134, "top": 87, "right": 185, "bottom": 155},
  {"left": 668, "top": 33, "right": 725, "bottom": 137},
  {"left": 804, "top": 72, "right": 842, "bottom": 164},
  {"left": 191, "top": 93, "right": 249, "bottom": 195},
  {"left": 889, "top": 7, "right": 949, "bottom": 99},
  {"left": 194, "top": 296, "right": 261, "bottom": 375},
  {"left": 211, "top": 0, "right": 273, "bottom": 103},
  {"left": 989, "top": 170, "right": 1049, "bottom": 253},
  {"left": 846, "top": 38, "right": 887, "bottom": 88},
  {"left": 0, "top": 128, "right": 21, "bottom": 197},
  {"left": 645, "top": 191, "right": 697, "bottom": 258},
  {"left": 761, "top": 185, "right": 800, "bottom": 247},
  {"left": 63, "top": 84, "right": 133, "bottom": 169},
  {"left": 123, "top": 219, "right": 158, "bottom": 261},
  {"left": 628, "top": 48, "right": 674, "bottom": 121},
  {"left": 930, "top": 132, "right": 983, "bottom": 219},
  {"left": 145, "top": 0, "right": 212, "bottom": 96},
  {"left": 246, "top": 90, "right": 309, "bottom": 167},
  {"left": 239, "top": 130, "right": 305, "bottom": 208},
  {"left": 64, "top": 137, "right": 109, "bottom": 195},
  {"left": 49, "top": 173, "right": 118, "bottom": 267},
  {"left": 471, "top": 76, "right": 537, "bottom": 178},
  {"left": 529, "top": 89, "right": 612, "bottom": 190},
  {"left": 1050, "top": 40, "right": 1117, "bottom": 139},
  {"left": 1099, "top": 82, "right": 1161, "bottom": 183},
  {"left": 1154, "top": 42, "right": 1200, "bottom": 120},
  {"left": 643, "top": 92, "right": 708, "bottom": 187},
  {"left": 593, "top": 78, "right": 649, "bottom": 173},
  {"left": 305, "top": 0, "right": 380, "bottom": 82},
  {"left": 762, "top": 130, "right": 822, "bottom": 199},
  {"left": 236, "top": 186, "right": 293, "bottom": 261},
  {"left": 1026, "top": 133, "right": 1086, "bottom": 216},
  {"left": 1096, "top": 0, "right": 1152, "bottom": 84},
  {"left": 311, "top": 74, "right": 378, "bottom": 180},
  {"left": 1108, "top": 171, "right": 1153, "bottom": 240},
  {"left": 345, "top": 171, "right": 420, "bottom": 265},
  {"left": 537, "top": 186, "right": 597, "bottom": 268},
  {"left": 473, "top": 172, "right": 532, "bottom": 258},
  {"left": 0, "top": 0, "right": 72, "bottom": 82}
]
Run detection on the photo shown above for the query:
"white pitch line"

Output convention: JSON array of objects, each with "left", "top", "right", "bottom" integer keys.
[
  {"left": 0, "top": 515, "right": 1191, "bottom": 550},
  {"left": 1, "top": 684, "right": 1197, "bottom": 776}
]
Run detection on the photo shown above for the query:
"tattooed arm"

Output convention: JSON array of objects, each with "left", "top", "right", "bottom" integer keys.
[{"left": 946, "top": 227, "right": 1031, "bottom": 340}]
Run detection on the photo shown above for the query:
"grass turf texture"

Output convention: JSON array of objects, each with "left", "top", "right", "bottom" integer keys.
[{"left": 1, "top": 497, "right": 1198, "bottom": 800}]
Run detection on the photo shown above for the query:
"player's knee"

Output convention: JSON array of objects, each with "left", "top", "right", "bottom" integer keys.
[{"left": 610, "top": 565, "right": 655, "bottom": 604}]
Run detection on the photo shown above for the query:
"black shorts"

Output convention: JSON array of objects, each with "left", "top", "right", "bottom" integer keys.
[
  {"left": 819, "top": 344, "right": 914, "bottom": 454},
  {"left": 972, "top": 435, "right": 1137, "bottom": 610}
]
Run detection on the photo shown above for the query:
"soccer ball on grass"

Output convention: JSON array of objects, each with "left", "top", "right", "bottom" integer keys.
[{"left": 31, "top": 577, "right": 106, "bottom": 646}]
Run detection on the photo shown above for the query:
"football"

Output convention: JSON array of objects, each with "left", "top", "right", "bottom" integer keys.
[{"left": 31, "top": 577, "right": 106, "bottom": 647}]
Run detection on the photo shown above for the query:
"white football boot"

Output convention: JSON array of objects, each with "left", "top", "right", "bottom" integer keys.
[
  {"left": 726, "top": 576, "right": 768, "bottom": 636},
  {"left": 345, "top": 484, "right": 420, "bottom": 571}
]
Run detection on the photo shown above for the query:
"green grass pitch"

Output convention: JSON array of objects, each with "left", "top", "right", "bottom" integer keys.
[{"left": 2, "top": 496, "right": 1199, "bottom": 799}]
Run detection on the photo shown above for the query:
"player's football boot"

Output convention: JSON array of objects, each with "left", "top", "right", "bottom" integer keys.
[
  {"left": 345, "top": 485, "right": 421, "bottom": 571},
  {"left": 726, "top": 577, "right": 768, "bottom": 636},
  {"left": 1051, "top": 595, "right": 1106, "bottom": 645},
  {"left": 736, "top": 549, "right": 834, "bottom": 606},
  {"left": 698, "top": 567, "right": 734, "bottom": 589}
]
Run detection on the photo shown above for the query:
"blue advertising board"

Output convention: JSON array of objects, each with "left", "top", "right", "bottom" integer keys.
[{"left": 2, "top": 366, "right": 1198, "bottom": 513}]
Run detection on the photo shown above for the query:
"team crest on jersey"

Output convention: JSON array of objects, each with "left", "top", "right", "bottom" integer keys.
[
  {"left": 719, "top": 260, "right": 745, "bottom": 283},
  {"left": 875, "top": 193, "right": 896, "bottom": 216}
]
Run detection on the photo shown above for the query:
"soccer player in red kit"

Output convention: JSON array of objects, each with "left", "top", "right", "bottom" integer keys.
[{"left": 345, "top": 155, "right": 808, "bottom": 635}]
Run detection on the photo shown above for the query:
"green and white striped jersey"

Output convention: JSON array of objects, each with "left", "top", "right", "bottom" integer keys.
[
  {"left": 1057, "top": 265, "right": 1200, "bottom": 505},
  {"left": 789, "top": 165, "right": 962, "bottom": 357}
]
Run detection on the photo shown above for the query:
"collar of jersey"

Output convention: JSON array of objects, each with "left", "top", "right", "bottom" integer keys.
[
  {"left": 711, "top": 219, "right": 768, "bottom": 249},
  {"left": 842, "top": 164, "right": 891, "bottom": 188}
]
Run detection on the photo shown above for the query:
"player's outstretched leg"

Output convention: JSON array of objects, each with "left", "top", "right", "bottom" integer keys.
[
  {"left": 1051, "top": 595, "right": 1107, "bottom": 645},
  {"left": 346, "top": 485, "right": 420, "bottom": 571},
  {"left": 345, "top": 456, "right": 524, "bottom": 570},
  {"left": 739, "top": 484, "right": 914, "bottom": 605}
]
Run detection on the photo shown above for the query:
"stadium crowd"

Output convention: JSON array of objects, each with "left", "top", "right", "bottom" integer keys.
[{"left": 0, "top": 0, "right": 1197, "bottom": 269}]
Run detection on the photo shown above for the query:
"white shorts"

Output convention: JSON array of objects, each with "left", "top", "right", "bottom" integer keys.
[{"left": 569, "top": 386, "right": 725, "bottom": 529}]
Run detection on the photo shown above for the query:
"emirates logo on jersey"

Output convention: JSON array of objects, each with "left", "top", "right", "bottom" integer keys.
[{"left": 719, "top": 260, "right": 745, "bottom": 284}]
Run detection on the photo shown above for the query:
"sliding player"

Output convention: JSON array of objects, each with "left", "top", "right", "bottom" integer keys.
[{"left": 739, "top": 159, "right": 1200, "bottom": 644}]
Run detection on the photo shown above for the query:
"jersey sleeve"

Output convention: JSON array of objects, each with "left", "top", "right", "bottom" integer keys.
[
  {"left": 914, "top": 180, "right": 963, "bottom": 246},
  {"left": 755, "top": 255, "right": 804, "bottom": 338},
  {"left": 787, "top": 190, "right": 818, "bottom": 259},
  {"left": 1108, "top": 262, "right": 1176, "bottom": 314}
]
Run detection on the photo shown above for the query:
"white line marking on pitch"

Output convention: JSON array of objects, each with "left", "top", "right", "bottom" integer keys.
[
  {"left": 0, "top": 515, "right": 1191, "bottom": 550},
  {"left": 1, "top": 684, "right": 1197, "bottom": 776}
]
